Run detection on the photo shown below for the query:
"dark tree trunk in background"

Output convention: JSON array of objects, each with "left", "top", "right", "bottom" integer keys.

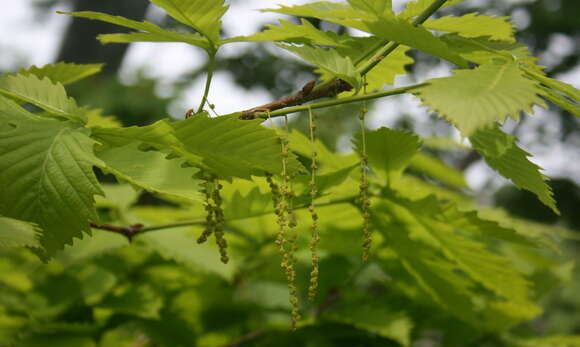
[{"left": 57, "top": 0, "right": 149, "bottom": 75}]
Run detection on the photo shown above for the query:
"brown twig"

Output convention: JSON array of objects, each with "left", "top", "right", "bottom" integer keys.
[
  {"left": 239, "top": 79, "right": 351, "bottom": 120},
  {"left": 89, "top": 222, "right": 144, "bottom": 242}
]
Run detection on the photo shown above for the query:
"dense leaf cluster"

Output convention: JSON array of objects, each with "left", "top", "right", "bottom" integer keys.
[{"left": 1, "top": 0, "right": 579, "bottom": 345}]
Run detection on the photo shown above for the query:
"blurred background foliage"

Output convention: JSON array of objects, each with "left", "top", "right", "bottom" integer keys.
[{"left": 0, "top": 0, "right": 579, "bottom": 346}]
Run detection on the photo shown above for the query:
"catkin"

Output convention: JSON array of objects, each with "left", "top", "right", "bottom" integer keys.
[
  {"left": 197, "top": 174, "right": 229, "bottom": 264},
  {"left": 307, "top": 107, "right": 320, "bottom": 301},
  {"left": 358, "top": 81, "right": 372, "bottom": 262}
]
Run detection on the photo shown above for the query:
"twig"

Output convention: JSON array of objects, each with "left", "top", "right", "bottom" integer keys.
[
  {"left": 89, "top": 222, "right": 144, "bottom": 242},
  {"left": 93, "top": 196, "right": 358, "bottom": 239},
  {"left": 236, "top": 0, "right": 449, "bottom": 120}
]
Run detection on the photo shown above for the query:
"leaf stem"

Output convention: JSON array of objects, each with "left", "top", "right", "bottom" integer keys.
[
  {"left": 197, "top": 50, "right": 217, "bottom": 113},
  {"left": 253, "top": 83, "right": 426, "bottom": 119}
]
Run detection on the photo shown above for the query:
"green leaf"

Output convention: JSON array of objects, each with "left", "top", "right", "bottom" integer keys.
[
  {"left": 324, "top": 297, "right": 413, "bottom": 346},
  {"left": 410, "top": 151, "right": 468, "bottom": 188},
  {"left": 262, "top": 1, "right": 366, "bottom": 20},
  {"left": 96, "top": 142, "right": 203, "bottom": 203},
  {"left": 415, "top": 60, "right": 544, "bottom": 135},
  {"left": 0, "top": 95, "right": 35, "bottom": 122},
  {"left": 98, "top": 284, "right": 163, "bottom": 319},
  {"left": 18, "top": 63, "right": 103, "bottom": 85},
  {"left": 322, "top": 37, "right": 412, "bottom": 92},
  {"left": 364, "top": 16, "right": 469, "bottom": 68},
  {"left": 225, "top": 19, "right": 343, "bottom": 46},
  {"left": 353, "top": 127, "right": 421, "bottom": 185},
  {"left": 93, "top": 115, "right": 302, "bottom": 180},
  {"left": 424, "top": 13, "right": 515, "bottom": 41},
  {"left": 98, "top": 32, "right": 208, "bottom": 48},
  {"left": 348, "top": 0, "right": 393, "bottom": 17},
  {"left": 0, "top": 217, "right": 40, "bottom": 249},
  {"left": 140, "top": 227, "right": 236, "bottom": 280},
  {"left": 0, "top": 117, "right": 104, "bottom": 257},
  {"left": 538, "top": 85, "right": 580, "bottom": 117},
  {"left": 149, "top": 0, "right": 228, "bottom": 43},
  {"left": 0, "top": 73, "right": 81, "bottom": 121},
  {"left": 470, "top": 126, "right": 558, "bottom": 213},
  {"left": 58, "top": 11, "right": 210, "bottom": 50},
  {"left": 399, "top": 0, "right": 465, "bottom": 19},
  {"left": 279, "top": 44, "right": 362, "bottom": 90},
  {"left": 374, "top": 196, "right": 541, "bottom": 331}
]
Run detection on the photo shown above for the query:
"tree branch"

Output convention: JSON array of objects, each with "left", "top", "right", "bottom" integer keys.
[
  {"left": 89, "top": 222, "right": 144, "bottom": 242},
  {"left": 236, "top": 0, "right": 449, "bottom": 120}
]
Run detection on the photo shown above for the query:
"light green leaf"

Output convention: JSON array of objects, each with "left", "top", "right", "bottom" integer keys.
[
  {"left": 149, "top": 0, "right": 228, "bottom": 43},
  {"left": 470, "top": 126, "right": 558, "bottom": 213},
  {"left": 58, "top": 11, "right": 210, "bottom": 50},
  {"left": 280, "top": 44, "right": 363, "bottom": 90},
  {"left": 0, "top": 117, "right": 104, "bottom": 257},
  {"left": 538, "top": 85, "right": 580, "bottom": 117},
  {"left": 18, "top": 63, "right": 103, "bottom": 85},
  {"left": 410, "top": 151, "right": 468, "bottom": 188},
  {"left": 0, "top": 95, "right": 35, "bottom": 122},
  {"left": 353, "top": 127, "right": 421, "bottom": 185},
  {"left": 399, "top": 0, "right": 465, "bottom": 19},
  {"left": 321, "top": 37, "right": 412, "bottom": 92},
  {"left": 98, "top": 32, "right": 208, "bottom": 48},
  {"left": 0, "top": 217, "right": 40, "bottom": 249},
  {"left": 364, "top": 16, "right": 468, "bottom": 68},
  {"left": 440, "top": 35, "right": 540, "bottom": 67},
  {"left": 415, "top": 60, "right": 544, "bottom": 135},
  {"left": 225, "top": 19, "right": 343, "bottom": 46},
  {"left": 512, "top": 335, "right": 580, "bottom": 347},
  {"left": 140, "top": 227, "right": 236, "bottom": 280},
  {"left": 375, "top": 196, "right": 541, "bottom": 331},
  {"left": 96, "top": 142, "right": 203, "bottom": 203},
  {"left": 424, "top": 13, "right": 515, "bottom": 41},
  {"left": 262, "top": 2, "right": 371, "bottom": 32},
  {"left": 348, "top": 0, "right": 393, "bottom": 17},
  {"left": 262, "top": 1, "right": 367, "bottom": 20},
  {"left": 324, "top": 297, "right": 412, "bottom": 346},
  {"left": 0, "top": 73, "right": 81, "bottom": 121},
  {"left": 93, "top": 114, "right": 302, "bottom": 180},
  {"left": 523, "top": 67, "right": 580, "bottom": 101}
]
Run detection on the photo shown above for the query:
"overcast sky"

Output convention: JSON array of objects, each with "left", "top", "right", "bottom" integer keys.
[{"left": 1, "top": 0, "right": 578, "bottom": 189}]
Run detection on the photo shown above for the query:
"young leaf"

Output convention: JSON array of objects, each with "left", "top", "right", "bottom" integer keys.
[
  {"left": 374, "top": 197, "right": 541, "bottom": 330},
  {"left": 149, "top": 0, "right": 228, "bottom": 44},
  {"left": 18, "top": 63, "right": 103, "bottom": 85},
  {"left": 0, "top": 95, "right": 35, "bottom": 121},
  {"left": 353, "top": 127, "right": 421, "bottom": 185},
  {"left": 399, "top": 0, "right": 465, "bottom": 19},
  {"left": 0, "top": 73, "right": 82, "bottom": 121},
  {"left": 327, "top": 37, "right": 412, "bottom": 92},
  {"left": 225, "top": 19, "right": 343, "bottom": 47},
  {"left": 415, "top": 60, "right": 544, "bottom": 136},
  {"left": 538, "top": 86, "right": 580, "bottom": 117},
  {"left": 423, "top": 13, "right": 515, "bottom": 42},
  {"left": 0, "top": 117, "right": 104, "bottom": 257},
  {"left": 262, "top": 2, "right": 367, "bottom": 21},
  {"left": 58, "top": 11, "right": 210, "bottom": 50},
  {"left": 96, "top": 142, "right": 203, "bottom": 203},
  {"left": 279, "top": 44, "right": 363, "bottom": 90},
  {"left": 410, "top": 151, "right": 468, "bottom": 188},
  {"left": 0, "top": 217, "right": 40, "bottom": 249},
  {"left": 93, "top": 114, "right": 303, "bottom": 180},
  {"left": 348, "top": 0, "right": 393, "bottom": 17},
  {"left": 470, "top": 126, "right": 558, "bottom": 213},
  {"left": 364, "top": 16, "right": 469, "bottom": 68}
]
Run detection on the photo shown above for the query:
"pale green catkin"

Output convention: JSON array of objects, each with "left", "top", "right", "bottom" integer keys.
[
  {"left": 197, "top": 175, "right": 215, "bottom": 244},
  {"left": 212, "top": 180, "right": 229, "bottom": 264},
  {"left": 268, "top": 112, "right": 301, "bottom": 329},
  {"left": 307, "top": 107, "right": 320, "bottom": 302},
  {"left": 358, "top": 78, "right": 372, "bottom": 262}
]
